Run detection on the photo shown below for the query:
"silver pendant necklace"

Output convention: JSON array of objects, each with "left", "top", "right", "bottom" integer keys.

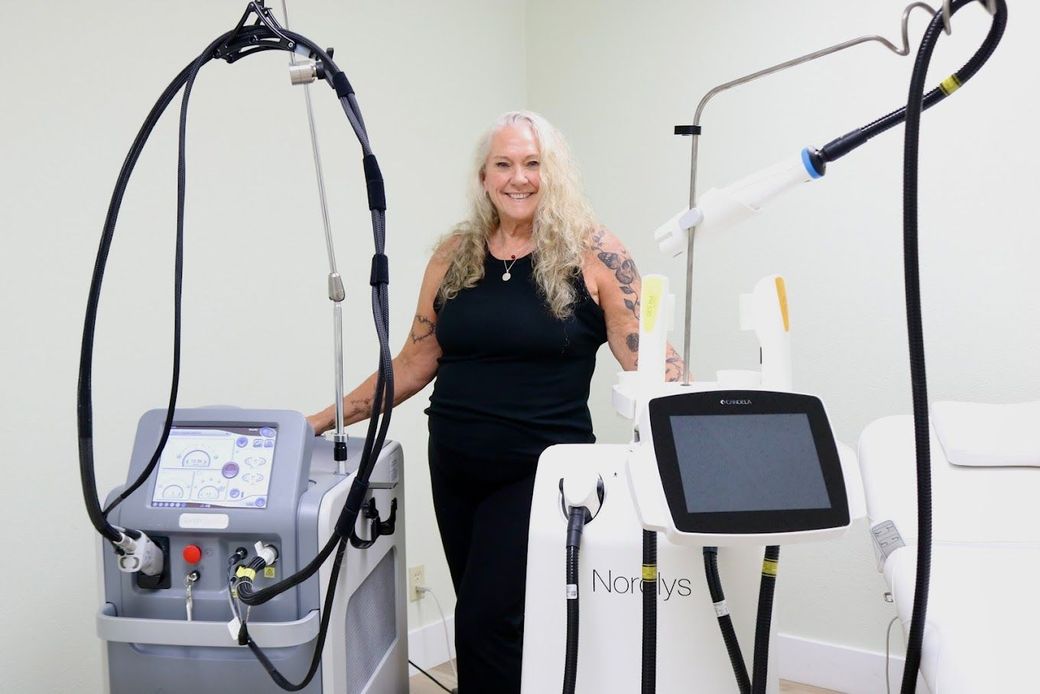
[{"left": 502, "top": 254, "right": 518, "bottom": 282}]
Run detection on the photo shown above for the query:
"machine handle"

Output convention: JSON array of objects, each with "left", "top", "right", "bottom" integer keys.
[{"left": 97, "top": 603, "right": 320, "bottom": 648}]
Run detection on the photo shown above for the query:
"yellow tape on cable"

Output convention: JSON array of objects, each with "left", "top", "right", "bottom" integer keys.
[
  {"left": 940, "top": 74, "right": 961, "bottom": 95},
  {"left": 236, "top": 566, "right": 257, "bottom": 581},
  {"left": 642, "top": 564, "right": 658, "bottom": 582},
  {"left": 761, "top": 559, "right": 779, "bottom": 577}
]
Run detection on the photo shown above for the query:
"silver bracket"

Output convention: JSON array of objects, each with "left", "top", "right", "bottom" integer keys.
[{"left": 942, "top": 0, "right": 998, "bottom": 35}]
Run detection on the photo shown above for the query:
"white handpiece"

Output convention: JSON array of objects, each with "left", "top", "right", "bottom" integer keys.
[
  {"left": 739, "top": 275, "right": 792, "bottom": 390},
  {"left": 114, "top": 530, "right": 164, "bottom": 576},
  {"left": 655, "top": 149, "right": 823, "bottom": 257}
]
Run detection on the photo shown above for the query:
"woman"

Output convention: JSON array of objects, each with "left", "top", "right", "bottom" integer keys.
[{"left": 308, "top": 111, "right": 681, "bottom": 692}]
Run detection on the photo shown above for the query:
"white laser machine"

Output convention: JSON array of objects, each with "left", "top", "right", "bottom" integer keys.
[{"left": 522, "top": 273, "right": 865, "bottom": 694}]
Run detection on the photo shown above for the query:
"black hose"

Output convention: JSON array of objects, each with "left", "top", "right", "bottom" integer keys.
[
  {"left": 703, "top": 547, "right": 750, "bottom": 694},
  {"left": 641, "top": 529, "right": 658, "bottom": 694},
  {"left": 244, "top": 537, "right": 348, "bottom": 690},
  {"left": 77, "top": 59, "right": 197, "bottom": 542},
  {"left": 562, "top": 506, "right": 588, "bottom": 694},
  {"left": 818, "top": 0, "right": 1008, "bottom": 164},
  {"left": 750, "top": 546, "right": 779, "bottom": 694},
  {"left": 896, "top": 2, "right": 1006, "bottom": 691}
]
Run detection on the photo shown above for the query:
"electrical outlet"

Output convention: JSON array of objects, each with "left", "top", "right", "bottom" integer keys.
[{"left": 408, "top": 565, "right": 426, "bottom": 602}]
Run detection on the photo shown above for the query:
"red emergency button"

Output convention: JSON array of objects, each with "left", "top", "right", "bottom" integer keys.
[{"left": 182, "top": 544, "right": 202, "bottom": 565}]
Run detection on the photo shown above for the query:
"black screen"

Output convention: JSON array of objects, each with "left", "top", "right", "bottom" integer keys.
[{"left": 669, "top": 413, "right": 831, "bottom": 513}]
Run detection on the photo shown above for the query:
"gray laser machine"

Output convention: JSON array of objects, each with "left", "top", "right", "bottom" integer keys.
[{"left": 96, "top": 408, "right": 407, "bottom": 694}]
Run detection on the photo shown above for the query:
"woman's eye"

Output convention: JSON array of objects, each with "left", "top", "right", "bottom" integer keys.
[
  {"left": 496, "top": 161, "right": 510, "bottom": 168},
  {"left": 527, "top": 160, "right": 540, "bottom": 168}
]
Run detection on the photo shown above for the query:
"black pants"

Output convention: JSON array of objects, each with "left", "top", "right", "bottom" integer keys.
[{"left": 428, "top": 441, "right": 538, "bottom": 694}]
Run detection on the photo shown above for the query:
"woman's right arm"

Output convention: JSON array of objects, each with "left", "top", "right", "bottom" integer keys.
[{"left": 306, "top": 244, "right": 452, "bottom": 434}]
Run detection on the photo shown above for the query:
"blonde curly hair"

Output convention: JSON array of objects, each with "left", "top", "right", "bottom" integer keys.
[{"left": 437, "top": 111, "right": 597, "bottom": 319}]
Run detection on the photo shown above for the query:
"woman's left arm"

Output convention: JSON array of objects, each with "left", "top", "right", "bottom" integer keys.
[{"left": 586, "top": 229, "right": 684, "bottom": 382}]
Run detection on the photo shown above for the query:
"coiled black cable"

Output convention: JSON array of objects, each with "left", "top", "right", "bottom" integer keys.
[
  {"left": 895, "top": 2, "right": 1006, "bottom": 691},
  {"left": 703, "top": 547, "right": 750, "bottom": 694},
  {"left": 641, "top": 529, "right": 658, "bottom": 694},
  {"left": 562, "top": 506, "right": 589, "bottom": 694},
  {"left": 750, "top": 546, "right": 779, "bottom": 694}
]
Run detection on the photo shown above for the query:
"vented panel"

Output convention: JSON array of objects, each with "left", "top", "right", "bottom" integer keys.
[{"left": 346, "top": 548, "right": 397, "bottom": 694}]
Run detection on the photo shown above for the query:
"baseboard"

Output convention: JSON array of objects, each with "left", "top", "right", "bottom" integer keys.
[
  {"left": 407, "top": 615, "right": 456, "bottom": 676},
  {"left": 406, "top": 621, "right": 928, "bottom": 691},
  {"left": 776, "top": 632, "right": 927, "bottom": 693}
]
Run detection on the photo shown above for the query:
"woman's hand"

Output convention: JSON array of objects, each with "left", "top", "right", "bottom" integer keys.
[{"left": 306, "top": 408, "right": 335, "bottom": 436}]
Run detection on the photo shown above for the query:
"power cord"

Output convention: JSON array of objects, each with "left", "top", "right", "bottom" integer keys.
[
  {"left": 418, "top": 585, "right": 459, "bottom": 682},
  {"left": 412, "top": 583, "right": 458, "bottom": 693},
  {"left": 408, "top": 659, "right": 454, "bottom": 693},
  {"left": 885, "top": 615, "right": 900, "bottom": 694}
]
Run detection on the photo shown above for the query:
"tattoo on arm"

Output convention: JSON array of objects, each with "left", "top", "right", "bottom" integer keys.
[
  {"left": 345, "top": 397, "right": 373, "bottom": 419},
  {"left": 626, "top": 333, "right": 639, "bottom": 352},
  {"left": 409, "top": 315, "right": 435, "bottom": 344},
  {"left": 665, "top": 346, "right": 684, "bottom": 383},
  {"left": 597, "top": 251, "right": 641, "bottom": 319}
]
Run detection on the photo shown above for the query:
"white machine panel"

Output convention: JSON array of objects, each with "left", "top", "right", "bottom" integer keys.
[{"left": 522, "top": 444, "right": 779, "bottom": 694}]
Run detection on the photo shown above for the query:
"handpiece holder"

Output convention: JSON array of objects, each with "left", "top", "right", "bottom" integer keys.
[{"left": 613, "top": 273, "right": 791, "bottom": 422}]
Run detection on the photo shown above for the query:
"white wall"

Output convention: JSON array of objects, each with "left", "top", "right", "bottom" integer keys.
[
  {"left": 0, "top": 2, "right": 524, "bottom": 692},
  {"left": 526, "top": 0, "right": 1038, "bottom": 655}
]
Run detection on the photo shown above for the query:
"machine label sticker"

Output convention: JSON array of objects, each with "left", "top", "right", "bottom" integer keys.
[
  {"left": 264, "top": 566, "right": 276, "bottom": 579},
  {"left": 591, "top": 569, "right": 693, "bottom": 601},
  {"left": 178, "top": 513, "right": 230, "bottom": 530},
  {"left": 871, "top": 520, "right": 906, "bottom": 565}
]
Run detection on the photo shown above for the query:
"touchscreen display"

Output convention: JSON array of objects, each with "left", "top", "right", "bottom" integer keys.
[
  {"left": 669, "top": 413, "right": 830, "bottom": 514},
  {"left": 151, "top": 425, "right": 276, "bottom": 509}
]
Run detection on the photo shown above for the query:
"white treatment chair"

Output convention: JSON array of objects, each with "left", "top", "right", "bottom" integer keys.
[{"left": 858, "top": 401, "right": 1040, "bottom": 693}]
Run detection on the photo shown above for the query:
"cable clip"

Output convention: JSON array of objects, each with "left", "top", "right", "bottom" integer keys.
[{"left": 349, "top": 497, "right": 398, "bottom": 549}]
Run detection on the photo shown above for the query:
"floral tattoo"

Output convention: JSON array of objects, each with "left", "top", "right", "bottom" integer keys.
[{"left": 592, "top": 231, "right": 641, "bottom": 320}]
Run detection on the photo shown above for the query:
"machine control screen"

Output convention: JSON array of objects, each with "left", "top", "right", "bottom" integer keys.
[
  {"left": 649, "top": 391, "right": 849, "bottom": 535},
  {"left": 669, "top": 413, "right": 830, "bottom": 513},
  {"left": 151, "top": 425, "right": 277, "bottom": 509}
]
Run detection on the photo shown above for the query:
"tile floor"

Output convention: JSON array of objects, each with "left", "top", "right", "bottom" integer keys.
[{"left": 408, "top": 660, "right": 842, "bottom": 693}]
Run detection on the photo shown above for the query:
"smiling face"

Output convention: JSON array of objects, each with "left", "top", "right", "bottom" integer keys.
[{"left": 481, "top": 123, "right": 542, "bottom": 228}]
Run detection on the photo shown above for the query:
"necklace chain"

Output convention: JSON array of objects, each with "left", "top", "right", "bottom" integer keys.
[
  {"left": 502, "top": 254, "right": 518, "bottom": 282},
  {"left": 493, "top": 235, "right": 531, "bottom": 282}
]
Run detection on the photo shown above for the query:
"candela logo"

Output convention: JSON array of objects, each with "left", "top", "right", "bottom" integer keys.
[
  {"left": 591, "top": 569, "right": 693, "bottom": 601},
  {"left": 720, "top": 399, "right": 753, "bottom": 405}
]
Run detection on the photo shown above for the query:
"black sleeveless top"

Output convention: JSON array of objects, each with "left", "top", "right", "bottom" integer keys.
[{"left": 426, "top": 251, "right": 608, "bottom": 465}]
